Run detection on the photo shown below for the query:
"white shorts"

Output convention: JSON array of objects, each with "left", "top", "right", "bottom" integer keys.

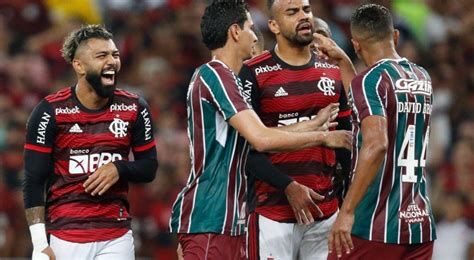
[
  {"left": 247, "top": 212, "right": 337, "bottom": 260},
  {"left": 50, "top": 230, "right": 135, "bottom": 260}
]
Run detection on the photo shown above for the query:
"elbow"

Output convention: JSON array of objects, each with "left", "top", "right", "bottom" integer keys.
[
  {"left": 252, "top": 142, "right": 267, "bottom": 153},
  {"left": 249, "top": 137, "right": 273, "bottom": 153},
  {"left": 369, "top": 141, "right": 388, "bottom": 156}
]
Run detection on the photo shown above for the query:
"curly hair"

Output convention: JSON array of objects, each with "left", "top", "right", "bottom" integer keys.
[
  {"left": 201, "top": 0, "right": 249, "bottom": 50},
  {"left": 61, "top": 24, "right": 113, "bottom": 64}
]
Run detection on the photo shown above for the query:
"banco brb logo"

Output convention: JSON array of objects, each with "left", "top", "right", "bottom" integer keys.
[
  {"left": 317, "top": 77, "right": 336, "bottom": 96},
  {"left": 109, "top": 118, "right": 129, "bottom": 138},
  {"left": 69, "top": 153, "right": 122, "bottom": 174}
]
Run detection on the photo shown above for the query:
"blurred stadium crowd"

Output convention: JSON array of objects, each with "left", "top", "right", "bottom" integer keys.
[{"left": 0, "top": 0, "right": 472, "bottom": 259}]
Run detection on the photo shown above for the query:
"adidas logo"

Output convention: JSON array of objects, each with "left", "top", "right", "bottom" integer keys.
[
  {"left": 274, "top": 87, "right": 288, "bottom": 97},
  {"left": 69, "top": 123, "right": 83, "bottom": 133}
]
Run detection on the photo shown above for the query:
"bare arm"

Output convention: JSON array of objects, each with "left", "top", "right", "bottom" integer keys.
[
  {"left": 25, "top": 207, "right": 45, "bottom": 225},
  {"left": 328, "top": 116, "right": 388, "bottom": 257},
  {"left": 229, "top": 109, "right": 351, "bottom": 152}
]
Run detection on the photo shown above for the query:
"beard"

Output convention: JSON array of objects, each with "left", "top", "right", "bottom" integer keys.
[
  {"left": 85, "top": 69, "right": 117, "bottom": 98},
  {"left": 282, "top": 24, "right": 314, "bottom": 47}
]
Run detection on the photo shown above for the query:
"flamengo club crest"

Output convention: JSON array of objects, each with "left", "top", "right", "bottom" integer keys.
[
  {"left": 317, "top": 77, "right": 336, "bottom": 96},
  {"left": 109, "top": 117, "right": 129, "bottom": 138}
]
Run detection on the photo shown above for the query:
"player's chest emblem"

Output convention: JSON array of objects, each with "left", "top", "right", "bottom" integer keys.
[
  {"left": 109, "top": 117, "right": 129, "bottom": 138},
  {"left": 317, "top": 77, "right": 336, "bottom": 96}
]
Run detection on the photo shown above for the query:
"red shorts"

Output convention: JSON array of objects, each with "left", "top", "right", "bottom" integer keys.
[
  {"left": 327, "top": 235, "right": 433, "bottom": 260},
  {"left": 178, "top": 233, "right": 246, "bottom": 260}
]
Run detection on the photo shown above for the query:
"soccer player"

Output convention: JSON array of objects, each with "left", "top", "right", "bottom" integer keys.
[
  {"left": 23, "top": 24, "right": 158, "bottom": 260},
  {"left": 328, "top": 4, "right": 436, "bottom": 259},
  {"left": 239, "top": 0, "right": 355, "bottom": 259},
  {"left": 169, "top": 2, "right": 352, "bottom": 260}
]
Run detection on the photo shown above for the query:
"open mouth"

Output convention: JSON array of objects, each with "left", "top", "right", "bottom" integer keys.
[
  {"left": 101, "top": 70, "right": 116, "bottom": 86},
  {"left": 297, "top": 23, "right": 313, "bottom": 34}
]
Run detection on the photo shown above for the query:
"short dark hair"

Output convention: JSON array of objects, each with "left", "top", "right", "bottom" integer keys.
[
  {"left": 61, "top": 24, "right": 113, "bottom": 64},
  {"left": 350, "top": 4, "right": 394, "bottom": 41},
  {"left": 201, "top": 0, "right": 249, "bottom": 50},
  {"left": 267, "top": 0, "right": 275, "bottom": 10}
]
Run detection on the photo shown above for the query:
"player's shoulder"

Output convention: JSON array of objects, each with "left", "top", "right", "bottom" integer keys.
[
  {"left": 200, "top": 60, "right": 237, "bottom": 84},
  {"left": 243, "top": 50, "right": 272, "bottom": 68},
  {"left": 352, "top": 61, "right": 389, "bottom": 88},
  {"left": 44, "top": 86, "right": 73, "bottom": 104},
  {"left": 409, "top": 61, "right": 431, "bottom": 78},
  {"left": 114, "top": 88, "right": 139, "bottom": 100}
]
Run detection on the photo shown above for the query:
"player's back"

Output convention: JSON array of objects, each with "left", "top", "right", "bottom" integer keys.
[
  {"left": 169, "top": 60, "right": 250, "bottom": 236},
  {"left": 350, "top": 58, "right": 436, "bottom": 244}
]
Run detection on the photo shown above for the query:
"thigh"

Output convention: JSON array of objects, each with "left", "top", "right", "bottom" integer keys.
[
  {"left": 247, "top": 213, "right": 295, "bottom": 260},
  {"left": 50, "top": 234, "right": 97, "bottom": 260},
  {"left": 298, "top": 213, "right": 336, "bottom": 260},
  {"left": 96, "top": 230, "right": 135, "bottom": 260},
  {"left": 404, "top": 241, "right": 434, "bottom": 260},
  {"left": 179, "top": 233, "right": 245, "bottom": 260}
]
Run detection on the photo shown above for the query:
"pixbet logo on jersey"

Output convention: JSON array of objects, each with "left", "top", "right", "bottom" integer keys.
[
  {"left": 110, "top": 103, "right": 137, "bottom": 112},
  {"left": 55, "top": 106, "right": 80, "bottom": 115},
  {"left": 254, "top": 64, "right": 282, "bottom": 76},
  {"left": 69, "top": 152, "right": 122, "bottom": 174}
]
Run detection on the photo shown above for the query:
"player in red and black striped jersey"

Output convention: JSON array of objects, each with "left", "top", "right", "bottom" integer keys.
[
  {"left": 23, "top": 25, "right": 157, "bottom": 260},
  {"left": 240, "top": 1, "right": 356, "bottom": 259}
]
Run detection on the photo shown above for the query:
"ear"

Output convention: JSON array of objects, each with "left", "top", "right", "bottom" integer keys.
[
  {"left": 393, "top": 29, "right": 400, "bottom": 47},
  {"left": 351, "top": 38, "right": 361, "bottom": 58},
  {"left": 351, "top": 38, "right": 360, "bottom": 53},
  {"left": 229, "top": 24, "right": 241, "bottom": 42},
  {"left": 72, "top": 59, "right": 85, "bottom": 75},
  {"left": 268, "top": 19, "right": 280, "bottom": 35}
]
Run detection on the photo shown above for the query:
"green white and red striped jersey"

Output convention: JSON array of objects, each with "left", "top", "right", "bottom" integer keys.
[
  {"left": 350, "top": 58, "right": 436, "bottom": 244},
  {"left": 169, "top": 60, "right": 251, "bottom": 236}
]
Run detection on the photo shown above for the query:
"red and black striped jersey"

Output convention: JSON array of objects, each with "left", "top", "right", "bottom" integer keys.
[
  {"left": 24, "top": 86, "right": 156, "bottom": 242},
  {"left": 240, "top": 49, "right": 351, "bottom": 222}
]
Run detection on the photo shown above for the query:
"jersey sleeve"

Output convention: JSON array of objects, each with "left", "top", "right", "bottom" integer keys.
[
  {"left": 131, "top": 97, "right": 156, "bottom": 153},
  {"left": 337, "top": 85, "right": 352, "bottom": 119},
  {"left": 238, "top": 64, "right": 261, "bottom": 111},
  {"left": 23, "top": 99, "right": 56, "bottom": 208},
  {"left": 24, "top": 99, "right": 56, "bottom": 152},
  {"left": 350, "top": 70, "right": 387, "bottom": 121},
  {"left": 200, "top": 63, "right": 251, "bottom": 121}
]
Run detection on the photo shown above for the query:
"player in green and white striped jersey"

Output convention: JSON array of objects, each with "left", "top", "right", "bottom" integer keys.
[
  {"left": 328, "top": 4, "right": 436, "bottom": 259},
  {"left": 169, "top": 2, "right": 352, "bottom": 259}
]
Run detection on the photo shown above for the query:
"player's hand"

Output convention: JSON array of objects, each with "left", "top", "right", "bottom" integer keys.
[
  {"left": 313, "top": 33, "right": 349, "bottom": 65},
  {"left": 83, "top": 163, "right": 119, "bottom": 196},
  {"left": 328, "top": 211, "right": 354, "bottom": 258},
  {"left": 285, "top": 181, "right": 324, "bottom": 225},
  {"left": 323, "top": 130, "right": 352, "bottom": 150},
  {"left": 32, "top": 246, "right": 55, "bottom": 260},
  {"left": 177, "top": 243, "right": 184, "bottom": 260},
  {"left": 315, "top": 103, "right": 339, "bottom": 131}
]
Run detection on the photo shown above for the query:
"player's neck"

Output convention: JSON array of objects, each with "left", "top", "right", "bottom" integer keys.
[
  {"left": 274, "top": 41, "right": 311, "bottom": 66},
  {"left": 211, "top": 48, "right": 243, "bottom": 74},
  {"left": 364, "top": 45, "right": 400, "bottom": 67},
  {"left": 75, "top": 80, "right": 110, "bottom": 110}
]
